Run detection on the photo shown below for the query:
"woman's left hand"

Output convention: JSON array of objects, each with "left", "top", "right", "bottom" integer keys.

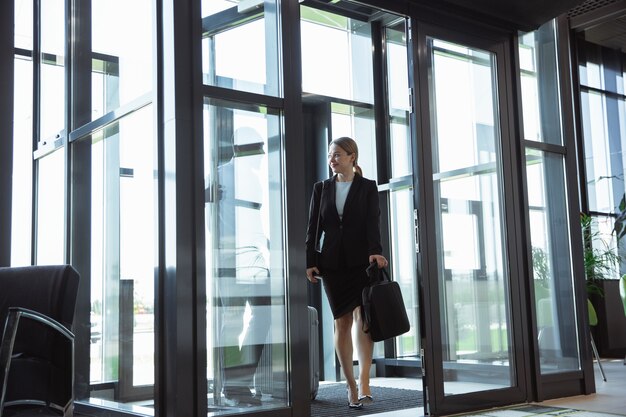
[{"left": 369, "top": 254, "right": 388, "bottom": 269}]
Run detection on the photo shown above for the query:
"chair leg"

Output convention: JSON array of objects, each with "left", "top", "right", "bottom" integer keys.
[
  {"left": 1, "top": 312, "right": 22, "bottom": 417},
  {"left": 590, "top": 332, "right": 607, "bottom": 382}
]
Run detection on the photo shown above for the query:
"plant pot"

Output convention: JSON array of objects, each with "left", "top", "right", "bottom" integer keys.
[{"left": 589, "top": 280, "right": 626, "bottom": 358}]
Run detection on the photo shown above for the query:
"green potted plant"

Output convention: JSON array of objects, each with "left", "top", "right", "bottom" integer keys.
[
  {"left": 581, "top": 212, "right": 626, "bottom": 358},
  {"left": 581, "top": 213, "right": 620, "bottom": 297}
]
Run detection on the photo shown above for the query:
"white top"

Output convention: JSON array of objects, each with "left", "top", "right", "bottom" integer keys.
[{"left": 335, "top": 181, "right": 352, "bottom": 220}]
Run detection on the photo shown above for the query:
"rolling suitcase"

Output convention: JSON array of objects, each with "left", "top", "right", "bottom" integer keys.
[{"left": 308, "top": 306, "right": 320, "bottom": 400}]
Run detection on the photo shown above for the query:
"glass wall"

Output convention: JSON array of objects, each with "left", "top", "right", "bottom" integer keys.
[
  {"left": 203, "top": 102, "right": 287, "bottom": 411},
  {"left": 13, "top": 0, "right": 158, "bottom": 411},
  {"left": 4, "top": 0, "right": 598, "bottom": 415},
  {"left": 428, "top": 38, "right": 514, "bottom": 393},
  {"left": 519, "top": 20, "right": 579, "bottom": 373}
]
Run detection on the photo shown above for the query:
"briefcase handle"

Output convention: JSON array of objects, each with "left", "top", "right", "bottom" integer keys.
[{"left": 365, "top": 261, "right": 390, "bottom": 284}]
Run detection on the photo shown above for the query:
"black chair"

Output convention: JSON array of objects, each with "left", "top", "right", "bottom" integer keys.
[{"left": 0, "top": 265, "right": 80, "bottom": 417}]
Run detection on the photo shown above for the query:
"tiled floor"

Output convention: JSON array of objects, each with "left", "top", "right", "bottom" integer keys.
[{"left": 366, "top": 358, "right": 626, "bottom": 417}]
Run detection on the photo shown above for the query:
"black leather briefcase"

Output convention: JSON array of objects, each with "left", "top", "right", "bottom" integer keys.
[{"left": 361, "top": 263, "right": 410, "bottom": 342}]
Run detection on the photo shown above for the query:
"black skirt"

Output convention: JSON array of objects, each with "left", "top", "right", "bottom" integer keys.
[{"left": 321, "top": 264, "right": 369, "bottom": 319}]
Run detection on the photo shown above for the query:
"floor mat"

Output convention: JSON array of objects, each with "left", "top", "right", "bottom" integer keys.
[{"left": 311, "top": 383, "right": 422, "bottom": 417}]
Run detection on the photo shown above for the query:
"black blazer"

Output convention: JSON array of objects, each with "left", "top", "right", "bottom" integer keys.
[{"left": 306, "top": 174, "right": 383, "bottom": 270}]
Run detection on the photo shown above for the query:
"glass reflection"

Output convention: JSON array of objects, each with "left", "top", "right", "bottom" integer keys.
[
  {"left": 204, "top": 102, "right": 287, "bottom": 412},
  {"left": 429, "top": 38, "right": 514, "bottom": 394}
]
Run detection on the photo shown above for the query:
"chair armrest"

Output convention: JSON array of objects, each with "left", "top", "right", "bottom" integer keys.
[{"left": 7, "top": 307, "right": 74, "bottom": 341}]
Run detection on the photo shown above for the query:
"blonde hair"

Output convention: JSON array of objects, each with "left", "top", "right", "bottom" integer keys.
[{"left": 330, "top": 136, "right": 362, "bottom": 176}]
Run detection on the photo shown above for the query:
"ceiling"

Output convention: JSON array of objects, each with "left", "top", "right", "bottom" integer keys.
[
  {"left": 433, "top": 0, "right": 588, "bottom": 31},
  {"left": 568, "top": 0, "right": 626, "bottom": 53},
  {"left": 428, "top": 0, "right": 626, "bottom": 53}
]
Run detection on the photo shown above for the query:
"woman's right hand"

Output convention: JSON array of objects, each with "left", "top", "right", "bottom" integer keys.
[{"left": 306, "top": 267, "right": 320, "bottom": 283}]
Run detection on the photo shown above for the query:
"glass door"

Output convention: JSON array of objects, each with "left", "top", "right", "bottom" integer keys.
[
  {"left": 416, "top": 25, "right": 527, "bottom": 415},
  {"left": 300, "top": 0, "right": 422, "bottom": 389}
]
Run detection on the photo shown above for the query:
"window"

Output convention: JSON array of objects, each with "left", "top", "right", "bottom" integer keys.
[{"left": 519, "top": 21, "right": 580, "bottom": 374}]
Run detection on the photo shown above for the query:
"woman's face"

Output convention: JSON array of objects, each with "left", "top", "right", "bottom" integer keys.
[{"left": 327, "top": 144, "right": 355, "bottom": 175}]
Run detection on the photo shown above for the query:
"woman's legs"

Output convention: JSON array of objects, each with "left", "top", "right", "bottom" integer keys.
[
  {"left": 353, "top": 305, "right": 374, "bottom": 397},
  {"left": 334, "top": 312, "right": 359, "bottom": 404}
]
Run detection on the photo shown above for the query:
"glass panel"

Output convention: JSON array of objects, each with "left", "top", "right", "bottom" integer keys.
[
  {"left": 578, "top": 42, "right": 603, "bottom": 90},
  {"left": 526, "top": 149, "right": 580, "bottom": 373},
  {"left": 92, "top": 0, "right": 153, "bottom": 119},
  {"left": 39, "top": 0, "right": 65, "bottom": 141},
  {"left": 386, "top": 21, "right": 412, "bottom": 178},
  {"left": 385, "top": 19, "right": 419, "bottom": 359},
  {"left": 15, "top": 0, "right": 33, "bottom": 50},
  {"left": 203, "top": 101, "right": 287, "bottom": 412},
  {"left": 429, "top": 38, "right": 514, "bottom": 394},
  {"left": 87, "top": 105, "right": 155, "bottom": 414},
  {"left": 202, "top": 0, "right": 280, "bottom": 97},
  {"left": 36, "top": 148, "right": 65, "bottom": 264},
  {"left": 580, "top": 90, "right": 626, "bottom": 214},
  {"left": 301, "top": 5, "right": 374, "bottom": 103},
  {"left": 390, "top": 188, "right": 419, "bottom": 357},
  {"left": 518, "top": 21, "right": 563, "bottom": 145},
  {"left": 331, "top": 104, "right": 377, "bottom": 179},
  {"left": 11, "top": 57, "right": 33, "bottom": 266}
]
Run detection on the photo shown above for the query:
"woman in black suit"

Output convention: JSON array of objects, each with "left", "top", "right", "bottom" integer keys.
[{"left": 305, "top": 137, "right": 388, "bottom": 409}]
